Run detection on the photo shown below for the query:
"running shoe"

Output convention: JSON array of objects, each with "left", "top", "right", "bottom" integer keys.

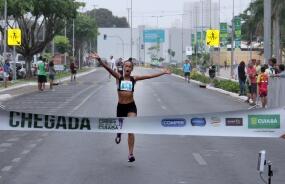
[
  {"left": 115, "top": 133, "right": 121, "bottom": 144},
  {"left": 128, "top": 154, "right": 135, "bottom": 162}
]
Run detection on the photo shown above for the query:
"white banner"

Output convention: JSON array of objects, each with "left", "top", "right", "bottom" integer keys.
[{"left": 0, "top": 107, "right": 284, "bottom": 138}]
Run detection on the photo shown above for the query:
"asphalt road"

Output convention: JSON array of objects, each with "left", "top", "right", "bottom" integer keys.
[{"left": 0, "top": 67, "right": 284, "bottom": 184}]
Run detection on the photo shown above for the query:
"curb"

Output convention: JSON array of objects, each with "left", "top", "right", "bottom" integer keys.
[{"left": 171, "top": 73, "right": 247, "bottom": 101}]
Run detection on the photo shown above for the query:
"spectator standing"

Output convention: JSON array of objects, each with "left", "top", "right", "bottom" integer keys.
[
  {"left": 238, "top": 61, "right": 246, "bottom": 96},
  {"left": 257, "top": 66, "right": 268, "bottom": 108},
  {"left": 246, "top": 62, "right": 257, "bottom": 105},
  {"left": 109, "top": 56, "right": 117, "bottom": 79},
  {"left": 183, "top": 60, "right": 192, "bottom": 83},
  {"left": 117, "top": 58, "right": 124, "bottom": 76},
  {"left": 265, "top": 58, "right": 277, "bottom": 75},
  {"left": 70, "top": 62, "right": 77, "bottom": 81},
  {"left": 3, "top": 60, "right": 11, "bottom": 88},
  {"left": 48, "top": 60, "right": 56, "bottom": 90},
  {"left": 255, "top": 60, "right": 262, "bottom": 75},
  {"left": 38, "top": 58, "right": 47, "bottom": 91},
  {"left": 276, "top": 64, "right": 285, "bottom": 77}
]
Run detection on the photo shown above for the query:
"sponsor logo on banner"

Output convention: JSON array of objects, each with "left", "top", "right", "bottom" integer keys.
[
  {"left": 9, "top": 112, "right": 91, "bottom": 130},
  {"left": 210, "top": 116, "right": 221, "bottom": 127},
  {"left": 98, "top": 118, "right": 124, "bottom": 130},
  {"left": 225, "top": 118, "right": 243, "bottom": 126},
  {"left": 248, "top": 115, "right": 280, "bottom": 129},
  {"left": 161, "top": 118, "right": 186, "bottom": 127},
  {"left": 190, "top": 118, "right": 206, "bottom": 126}
]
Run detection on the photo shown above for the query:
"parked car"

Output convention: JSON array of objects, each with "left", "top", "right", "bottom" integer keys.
[{"left": 9, "top": 61, "right": 26, "bottom": 79}]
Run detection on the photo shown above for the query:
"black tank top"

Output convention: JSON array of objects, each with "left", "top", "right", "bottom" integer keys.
[{"left": 117, "top": 76, "right": 136, "bottom": 92}]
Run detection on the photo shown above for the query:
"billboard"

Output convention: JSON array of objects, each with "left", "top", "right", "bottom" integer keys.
[{"left": 143, "top": 29, "right": 165, "bottom": 43}]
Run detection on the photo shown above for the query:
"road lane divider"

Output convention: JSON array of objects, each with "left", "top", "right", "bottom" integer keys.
[{"left": 0, "top": 107, "right": 284, "bottom": 138}]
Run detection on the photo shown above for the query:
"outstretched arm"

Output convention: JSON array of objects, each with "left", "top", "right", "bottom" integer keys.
[
  {"left": 94, "top": 54, "right": 120, "bottom": 79},
  {"left": 134, "top": 68, "right": 171, "bottom": 81}
]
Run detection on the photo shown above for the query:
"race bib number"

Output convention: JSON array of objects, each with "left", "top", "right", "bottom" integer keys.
[{"left": 120, "top": 81, "right": 133, "bottom": 91}]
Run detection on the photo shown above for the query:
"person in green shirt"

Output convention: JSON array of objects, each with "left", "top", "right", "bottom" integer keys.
[{"left": 37, "top": 57, "right": 47, "bottom": 91}]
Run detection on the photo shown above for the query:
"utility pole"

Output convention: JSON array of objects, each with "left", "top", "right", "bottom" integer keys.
[
  {"left": 3, "top": 0, "right": 7, "bottom": 60},
  {"left": 72, "top": 19, "right": 75, "bottom": 57},
  {"left": 64, "top": 20, "right": 67, "bottom": 66},
  {"left": 181, "top": 15, "right": 184, "bottom": 62},
  {"left": 130, "top": 0, "right": 133, "bottom": 58},
  {"left": 264, "top": 0, "right": 271, "bottom": 64},
  {"left": 201, "top": 0, "right": 204, "bottom": 54},
  {"left": 218, "top": 0, "right": 221, "bottom": 75},
  {"left": 230, "top": 0, "right": 235, "bottom": 78}
]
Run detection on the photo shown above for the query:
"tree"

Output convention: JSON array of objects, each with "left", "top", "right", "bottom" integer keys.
[
  {"left": 66, "top": 13, "right": 97, "bottom": 65},
  {"left": 0, "top": 0, "right": 82, "bottom": 77},
  {"left": 54, "top": 35, "right": 70, "bottom": 54},
  {"left": 87, "top": 8, "right": 129, "bottom": 28}
]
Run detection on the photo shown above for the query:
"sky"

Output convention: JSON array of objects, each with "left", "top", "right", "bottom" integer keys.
[{"left": 80, "top": 0, "right": 251, "bottom": 28}]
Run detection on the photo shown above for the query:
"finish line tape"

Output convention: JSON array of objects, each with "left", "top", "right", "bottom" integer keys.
[{"left": 0, "top": 107, "right": 284, "bottom": 138}]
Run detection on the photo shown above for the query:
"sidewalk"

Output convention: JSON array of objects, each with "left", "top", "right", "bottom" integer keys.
[{"left": 0, "top": 67, "right": 97, "bottom": 101}]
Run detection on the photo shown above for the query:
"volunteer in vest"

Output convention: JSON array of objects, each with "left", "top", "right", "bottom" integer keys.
[
  {"left": 257, "top": 66, "right": 268, "bottom": 108},
  {"left": 94, "top": 53, "right": 171, "bottom": 162}
]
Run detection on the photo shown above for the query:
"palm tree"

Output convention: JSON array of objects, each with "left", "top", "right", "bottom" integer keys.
[{"left": 272, "top": 0, "right": 285, "bottom": 63}]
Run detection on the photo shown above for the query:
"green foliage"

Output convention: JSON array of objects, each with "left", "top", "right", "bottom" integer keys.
[
  {"left": 0, "top": 0, "right": 83, "bottom": 78},
  {"left": 190, "top": 71, "right": 211, "bottom": 84},
  {"left": 213, "top": 79, "right": 240, "bottom": 93},
  {"left": 87, "top": 8, "right": 129, "bottom": 28},
  {"left": 170, "top": 67, "right": 240, "bottom": 93},
  {"left": 54, "top": 35, "right": 70, "bottom": 54}
]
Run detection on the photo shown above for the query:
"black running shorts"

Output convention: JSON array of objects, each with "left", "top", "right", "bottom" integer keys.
[{"left": 117, "top": 101, "right": 137, "bottom": 117}]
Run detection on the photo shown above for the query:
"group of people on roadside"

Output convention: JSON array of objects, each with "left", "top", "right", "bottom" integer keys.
[
  {"left": 37, "top": 56, "right": 57, "bottom": 91},
  {"left": 238, "top": 58, "right": 285, "bottom": 108},
  {"left": 37, "top": 57, "right": 78, "bottom": 91}
]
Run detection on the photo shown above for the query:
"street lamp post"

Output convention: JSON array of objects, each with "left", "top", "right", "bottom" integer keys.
[
  {"left": 130, "top": 0, "right": 133, "bottom": 58},
  {"left": 230, "top": 0, "right": 235, "bottom": 78},
  {"left": 3, "top": 0, "right": 7, "bottom": 60}
]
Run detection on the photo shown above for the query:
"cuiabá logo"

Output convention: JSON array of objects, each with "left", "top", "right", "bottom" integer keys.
[
  {"left": 161, "top": 118, "right": 186, "bottom": 127},
  {"left": 248, "top": 115, "right": 280, "bottom": 129}
]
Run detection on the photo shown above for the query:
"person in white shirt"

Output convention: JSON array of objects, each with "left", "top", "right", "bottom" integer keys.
[
  {"left": 109, "top": 56, "right": 117, "bottom": 79},
  {"left": 265, "top": 58, "right": 277, "bottom": 75}
]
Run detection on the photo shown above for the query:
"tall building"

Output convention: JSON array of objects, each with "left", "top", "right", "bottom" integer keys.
[{"left": 183, "top": 0, "right": 219, "bottom": 42}]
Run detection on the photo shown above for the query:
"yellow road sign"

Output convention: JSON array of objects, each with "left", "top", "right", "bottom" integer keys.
[
  {"left": 8, "top": 28, "right": 21, "bottom": 46},
  {"left": 206, "top": 29, "right": 220, "bottom": 47}
]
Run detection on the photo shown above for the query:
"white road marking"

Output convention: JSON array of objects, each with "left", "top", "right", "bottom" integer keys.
[
  {"left": 192, "top": 153, "right": 207, "bottom": 166},
  {"left": 12, "top": 158, "right": 21, "bottom": 163},
  {"left": 0, "top": 143, "right": 13, "bottom": 148},
  {"left": 157, "top": 98, "right": 161, "bottom": 102},
  {"left": 69, "top": 86, "right": 103, "bottom": 114},
  {"left": 1, "top": 166, "right": 13, "bottom": 172},
  {"left": 0, "top": 176, "right": 2, "bottom": 179},
  {"left": 37, "top": 138, "right": 43, "bottom": 142},
  {"left": 161, "top": 105, "right": 167, "bottom": 110},
  {"left": 21, "top": 150, "right": 30, "bottom": 155},
  {"left": 6, "top": 138, "right": 19, "bottom": 142},
  {"left": 0, "top": 148, "right": 7, "bottom": 153}
]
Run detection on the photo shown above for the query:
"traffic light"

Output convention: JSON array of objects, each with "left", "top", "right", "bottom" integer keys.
[{"left": 103, "top": 34, "right": 107, "bottom": 40}]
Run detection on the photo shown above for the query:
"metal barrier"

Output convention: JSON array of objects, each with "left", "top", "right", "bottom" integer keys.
[{"left": 268, "top": 77, "right": 285, "bottom": 108}]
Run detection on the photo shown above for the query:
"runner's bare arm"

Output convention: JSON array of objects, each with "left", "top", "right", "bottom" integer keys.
[
  {"left": 94, "top": 55, "right": 120, "bottom": 79},
  {"left": 134, "top": 68, "right": 171, "bottom": 81}
]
